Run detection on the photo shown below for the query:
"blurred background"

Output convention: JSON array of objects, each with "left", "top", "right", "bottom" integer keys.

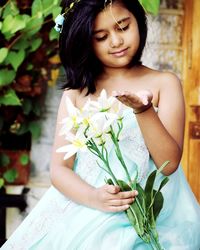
[{"left": 0, "top": 0, "right": 199, "bottom": 244}]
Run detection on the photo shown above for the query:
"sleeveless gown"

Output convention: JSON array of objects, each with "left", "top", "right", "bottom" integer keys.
[{"left": 1, "top": 108, "right": 200, "bottom": 250}]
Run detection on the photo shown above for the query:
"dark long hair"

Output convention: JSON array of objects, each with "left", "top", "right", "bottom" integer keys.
[{"left": 59, "top": 0, "right": 147, "bottom": 94}]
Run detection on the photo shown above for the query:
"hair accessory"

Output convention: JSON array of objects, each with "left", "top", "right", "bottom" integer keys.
[
  {"left": 54, "top": 0, "right": 80, "bottom": 33},
  {"left": 54, "top": 0, "right": 160, "bottom": 33},
  {"left": 54, "top": 14, "right": 65, "bottom": 33}
]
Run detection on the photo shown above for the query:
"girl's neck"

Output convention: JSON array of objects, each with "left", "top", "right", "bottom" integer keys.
[{"left": 94, "top": 65, "right": 145, "bottom": 97}]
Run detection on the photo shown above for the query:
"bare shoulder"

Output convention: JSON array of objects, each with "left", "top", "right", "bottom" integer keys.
[
  {"left": 149, "top": 69, "right": 182, "bottom": 92},
  {"left": 61, "top": 88, "right": 80, "bottom": 105}
]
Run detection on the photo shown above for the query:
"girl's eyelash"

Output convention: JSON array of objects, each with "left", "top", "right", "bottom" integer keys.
[
  {"left": 94, "top": 24, "right": 129, "bottom": 41},
  {"left": 118, "top": 24, "right": 129, "bottom": 31},
  {"left": 95, "top": 36, "right": 107, "bottom": 41}
]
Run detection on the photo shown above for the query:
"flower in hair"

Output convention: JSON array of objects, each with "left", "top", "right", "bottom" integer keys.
[{"left": 54, "top": 14, "right": 65, "bottom": 33}]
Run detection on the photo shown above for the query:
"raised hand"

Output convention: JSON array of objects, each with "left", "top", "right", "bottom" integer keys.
[
  {"left": 112, "top": 90, "right": 153, "bottom": 114},
  {"left": 91, "top": 184, "right": 138, "bottom": 212}
]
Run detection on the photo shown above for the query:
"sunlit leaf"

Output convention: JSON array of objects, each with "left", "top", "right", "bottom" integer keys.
[
  {"left": 0, "top": 48, "right": 9, "bottom": 64},
  {"left": 0, "top": 88, "right": 21, "bottom": 106},
  {"left": 6, "top": 49, "right": 25, "bottom": 71},
  {"left": 0, "top": 70, "right": 16, "bottom": 87},
  {"left": 0, "top": 178, "right": 5, "bottom": 188},
  {"left": 3, "top": 169, "right": 18, "bottom": 183},
  {"left": 32, "top": 0, "right": 43, "bottom": 17},
  {"left": 19, "top": 153, "right": 30, "bottom": 166},
  {"left": 138, "top": 0, "right": 160, "bottom": 15}
]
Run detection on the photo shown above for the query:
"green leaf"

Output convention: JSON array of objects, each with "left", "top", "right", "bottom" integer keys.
[
  {"left": 0, "top": 48, "right": 9, "bottom": 64},
  {"left": 6, "top": 49, "right": 25, "bottom": 71},
  {"left": 138, "top": 0, "right": 160, "bottom": 15},
  {"left": 0, "top": 153, "right": 10, "bottom": 167},
  {"left": 157, "top": 176, "right": 169, "bottom": 192},
  {"left": 117, "top": 179, "right": 131, "bottom": 191},
  {"left": 144, "top": 170, "right": 157, "bottom": 208},
  {"left": 49, "top": 28, "right": 59, "bottom": 41},
  {"left": 136, "top": 183, "right": 146, "bottom": 213},
  {"left": 22, "top": 98, "right": 32, "bottom": 115},
  {"left": 42, "top": 0, "right": 55, "bottom": 17},
  {"left": 2, "top": 1, "right": 19, "bottom": 18},
  {"left": 153, "top": 190, "right": 164, "bottom": 220},
  {"left": 126, "top": 202, "right": 146, "bottom": 239},
  {"left": 26, "top": 64, "right": 34, "bottom": 70},
  {"left": 1, "top": 15, "right": 26, "bottom": 34},
  {"left": 0, "top": 178, "right": 5, "bottom": 188},
  {"left": 105, "top": 178, "right": 114, "bottom": 185},
  {"left": 32, "top": 101, "right": 42, "bottom": 116},
  {"left": 25, "top": 16, "right": 43, "bottom": 35},
  {"left": 52, "top": 6, "right": 62, "bottom": 19},
  {"left": 0, "top": 70, "right": 16, "bottom": 87},
  {"left": 29, "top": 38, "right": 42, "bottom": 52},
  {"left": 3, "top": 169, "right": 18, "bottom": 183},
  {"left": 32, "top": 0, "right": 43, "bottom": 17},
  {"left": 0, "top": 89, "right": 21, "bottom": 106},
  {"left": 19, "top": 154, "right": 29, "bottom": 166},
  {"left": 13, "top": 36, "right": 30, "bottom": 51},
  {"left": 28, "top": 121, "right": 41, "bottom": 139},
  {"left": 157, "top": 160, "right": 170, "bottom": 175}
]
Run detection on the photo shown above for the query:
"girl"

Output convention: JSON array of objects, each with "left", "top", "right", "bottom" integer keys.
[{"left": 2, "top": 0, "right": 200, "bottom": 249}]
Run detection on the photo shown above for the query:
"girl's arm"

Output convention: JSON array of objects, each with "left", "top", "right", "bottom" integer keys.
[
  {"left": 50, "top": 90, "right": 137, "bottom": 212},
  {"left": 115, "top": 72, "right": 185, "bottom": 175}
]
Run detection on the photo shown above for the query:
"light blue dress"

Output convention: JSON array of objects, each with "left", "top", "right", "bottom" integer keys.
[{"left": 1, "top": 109, "right": 200, "bottom": 250}]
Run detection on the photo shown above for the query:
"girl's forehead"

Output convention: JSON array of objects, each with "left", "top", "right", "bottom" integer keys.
[{"left": 93, "top": 2, "right": 131, "bottom": 29}]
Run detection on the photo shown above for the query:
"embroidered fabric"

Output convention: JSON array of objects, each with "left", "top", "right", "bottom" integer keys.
[{"left": 2, "top": 109, "right": 150, "bottom": 249}]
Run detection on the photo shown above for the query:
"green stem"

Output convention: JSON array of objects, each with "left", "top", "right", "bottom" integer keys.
[
  {"left": 88, "top": 138, "right": 119, "bottom": 186},
  {"left": 109, "top": 125, "right": 164, "bottom": 249}
]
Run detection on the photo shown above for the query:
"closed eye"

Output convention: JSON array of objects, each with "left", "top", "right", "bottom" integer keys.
[
  {"left": 95, "top": 35, "right": 107, "bottom": 41},
  {"left": 117, "top": 24, "right": 129, "bottom": 31}
]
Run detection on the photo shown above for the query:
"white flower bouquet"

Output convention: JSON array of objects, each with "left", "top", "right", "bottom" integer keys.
[{"left": 57, "top": 89, "right": 169, "bottom": 250}]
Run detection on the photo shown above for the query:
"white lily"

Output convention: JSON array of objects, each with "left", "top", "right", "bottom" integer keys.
[
  {"left": 89, "top": 89, "right": 116, "bottom": 113},
  {"left": 86, "top": 112, "right": 117, "bottom": 139},
  {"left": 59, "top": 97, "right": 82, "bottom": 136},
  {"left": 110, "top": 99, "right": 126, "bottom": 120},
  {"left": 56, "top": 131, "right": 88, "bottom": 160}
]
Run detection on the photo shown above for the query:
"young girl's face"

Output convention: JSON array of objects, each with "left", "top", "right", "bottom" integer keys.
[{"left": 92, "top": 1, "right": 140, "bottom": 69}]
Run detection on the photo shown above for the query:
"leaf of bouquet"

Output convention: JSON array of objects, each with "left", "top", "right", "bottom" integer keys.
[
  {"left": 130, "top": 168, "right": 138, "bottom": 190},
  {"left": 147, "top": 203, "right": 157, "bottom": 233},
  {"left": 153, "top": 190, "right": 164, "bottom": 220},
  {"left": 136, "top": 183, "right": 146, "bottom": 214},
  {"left": 148, "top": 176, "right": 169, "bottom": 211},
  {"left": 144, "top": 170, "right": 157, "bottom": 209},
  {"left": 105, "top": 178, "right": 114, "bottom": 185},
  {"left": 126, "top": 203, "right": 145, "bottom": 238},
  {"left": 117, "top": 179, "right": 131, "bottom": 191},
  {"left": 157, "top": 176, "right": 169, "bottom": 192}
]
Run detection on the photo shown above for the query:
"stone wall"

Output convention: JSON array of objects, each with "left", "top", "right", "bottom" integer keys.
[{"left": 5, "top": 0, "right": 185, "bottom": 238}]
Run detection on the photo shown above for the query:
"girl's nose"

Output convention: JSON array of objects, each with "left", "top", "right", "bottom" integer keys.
[{"left": 110, "top": 33, "right": 123, "bottom": 48}]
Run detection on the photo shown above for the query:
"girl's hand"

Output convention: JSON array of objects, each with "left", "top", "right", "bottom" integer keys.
[
  {"left": 91, "top": 184, "right": 138, "bottom": 212},
  {"left": 112, "top": 90, "right": 153, "bottom": 112}
]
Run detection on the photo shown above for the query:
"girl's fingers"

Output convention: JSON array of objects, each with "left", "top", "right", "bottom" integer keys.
[
  {"left": 108, "top": 204, "right": 130, "bottom": 212},
  {"left": 108, "top": 197, "right": 135, "bottom": 206},
  {"left": 108, "top": 190, "right": 138, "bottom": 200},
  {"left": 106, "top": 184, "right": 120, "bottom": 194}
]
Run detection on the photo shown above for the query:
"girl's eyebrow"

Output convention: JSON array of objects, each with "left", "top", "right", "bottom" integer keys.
[{"left": 93, "top": 17, "right": 130, "bottom": 34}]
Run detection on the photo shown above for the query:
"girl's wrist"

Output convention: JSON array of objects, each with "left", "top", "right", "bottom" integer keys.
[{"left": 133, "top": 102, "right": 153, "bottom": 115}]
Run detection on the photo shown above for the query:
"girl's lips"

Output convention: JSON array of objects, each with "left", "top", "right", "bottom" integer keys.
[{"left": 110, "top": 48, "right": 128, "bottom": 57}]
